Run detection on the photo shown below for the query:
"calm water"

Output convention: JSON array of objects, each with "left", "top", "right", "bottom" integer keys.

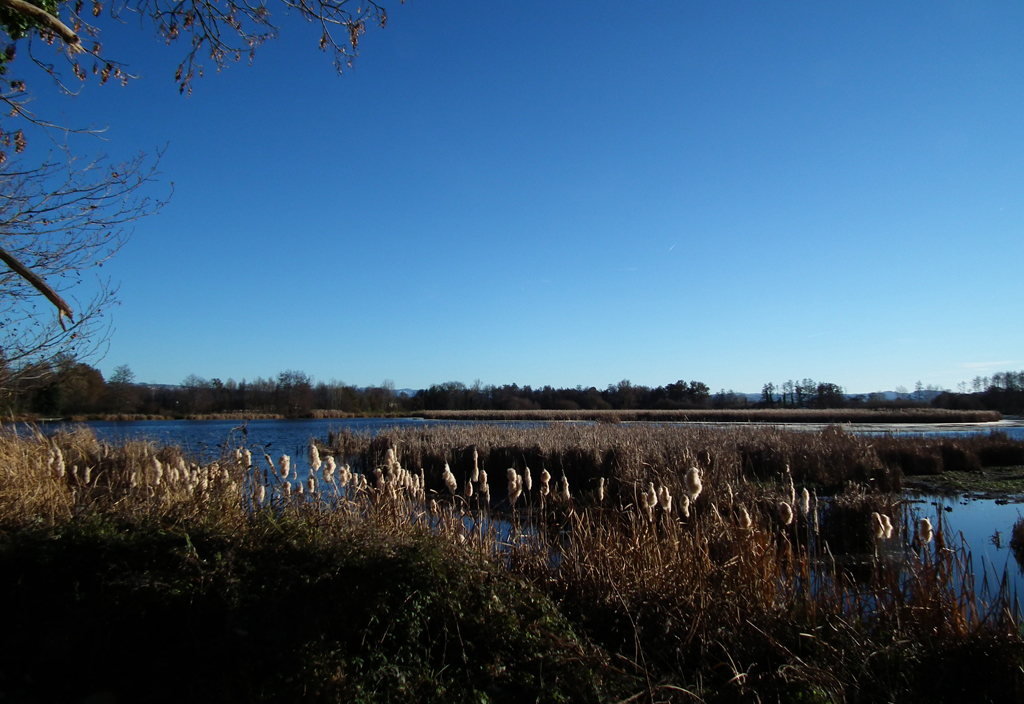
[{"left": 18, "top": 417, "right": 1024, "bottom": 460}]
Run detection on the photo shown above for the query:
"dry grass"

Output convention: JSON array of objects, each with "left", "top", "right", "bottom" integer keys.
[
  {"left": 1, "top": 423, "right": 1022, "bottom": 701},
  {"left": 411, "top": 407, "right": 1003, "bottom": 423}
]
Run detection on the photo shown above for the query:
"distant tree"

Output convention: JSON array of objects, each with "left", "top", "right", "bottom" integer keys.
[
  {"left": 107, "top": 363, "right": 138, "bottom": 413},
  {"left": 275, "top": 370, "right": 314, "bottom": 417},
  {"left": 181, "top": 374, "right": 211, "bottom": 414},
  {"left": 813, "top": 382, "right": 846, "bottom": 409},
  {"left": 760, "top": 382, "right": 776, "bottom": 407}
]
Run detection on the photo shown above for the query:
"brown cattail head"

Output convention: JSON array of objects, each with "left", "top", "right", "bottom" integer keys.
[
  {"left": 540, "top": 469, "right": 551, "bottom": 497},
  {"left": 507, "top": 468, "right": 523, "bottom": 508},
  {"left": 917, "top": 517, "right": 934, "bottom": 544},
  {"left": 523, "top": 466, "right": 532, "bottom": 492},
  {"left": 51, "top": 447, "right": 65, "bottom": 479},
  {"left": 597, "top": 477, "right": 605, "bottom": 503},
  {"left": 471, "top": 447, "right": 480, "bottom": 483},
  {"left": 256, "top": 483, "right": 266, "bottom": 504},
  {"left": 560, "top": 475, "right": 571, "bottom": 502},
  {"left": 324, "top": 456, "right": 337, "bottom": 483},
  {"left": 800, "top": 487, "right": 810, "bottom": 517},
  {"left": 738, "top": 506, "right": 752, "bottom": 530},
  {"left": 280, "top": 455, "right": 291, "bottom": 480},
  {"left": 442, "top": 462, "right": 458, "bottom": 495},
  {"left": 646, "top": 482, "right": 658, "bottom": 510},
  {"left": 778, "top": 501, "right": 793, "bottom": 526},
  {"left": 310, "top": 444, "right": 322, "bottom": 474},
  {"left": 243, "top": 449, "right": 253, "bottom": 469},
  {"left": 152, "top": 458, "right": 163, "bottom": 486},
  {"left": 685, "top": 467, "right": 703, "bottom": 502},
  {"left": 657, "top": 484, "right": 672, "bottom": 513},
  {"left": 385, "top": 447, "right": 401, "bottom": 478}
]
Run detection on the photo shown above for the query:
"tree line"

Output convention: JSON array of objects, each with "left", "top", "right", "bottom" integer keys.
[{"left": 4, "top": 358, "right": 1022, "bottom": 418}]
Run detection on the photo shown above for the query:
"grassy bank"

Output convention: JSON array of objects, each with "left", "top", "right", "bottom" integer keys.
[
  {"left": 410, "top": 407, "right": 1004, "bottom": 423},
  {"left": 2, "top": 425, "right": 1023, "bottom": 701}
]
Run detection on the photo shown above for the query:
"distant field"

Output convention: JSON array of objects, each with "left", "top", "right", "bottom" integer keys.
[{"left": 411, "top": 407, "right": 1003, "bottom": 424}]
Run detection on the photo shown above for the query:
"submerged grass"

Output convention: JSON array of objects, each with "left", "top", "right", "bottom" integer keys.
[{"left": 1, "top": 424, "right": 1023, "bottom": 702}]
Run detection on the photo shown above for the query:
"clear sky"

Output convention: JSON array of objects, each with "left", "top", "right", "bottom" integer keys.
[{"left": 21, "top": 0, "right": 1024, "bottom": 393}]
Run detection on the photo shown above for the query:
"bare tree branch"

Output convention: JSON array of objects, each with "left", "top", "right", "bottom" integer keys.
[
  {"left": 0, "top": 0, "right": 83, "bottom": 50},
  {"left": 0, "top": 242, "right": 73, "bottom": 325}
]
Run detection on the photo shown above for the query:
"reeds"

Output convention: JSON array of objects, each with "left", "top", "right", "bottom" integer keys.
[{"left": 0, "top": 422, "right": 1021, "bottom": 701}]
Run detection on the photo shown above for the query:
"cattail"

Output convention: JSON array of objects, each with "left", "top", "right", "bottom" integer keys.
[
  {"left": 560, "top": 475, "right": 571, "bottom": 502},
  {"left": 152, "top": 458, "right": 164, "bottom": 486},
  {"left": 778, "top": 501, "right": 793, "bottom": 526},
  {"left": 738, "top": 506, "right": 752, "bottom": 530},
  {"left": 786, "top": 468, "right": 796, "bottom": 506},
  {"left": 479, "top": 469, "right": 491, "bottom": 503},
  {"left": 645, "top": 483, "right": 658, "bottom": 510},
  {"left": 597, "top": 477, "right": 605, "bottom": 503},
  {"left": 308, "top": 474, "right": 316, "bottom": 494},
  {"left": 243, "top": 449, "right": 252, "bottom": 469},
  {"left": 881, "top": 513, "right": 894, "bottom": 539},
  {"left": 679, "top": 495, "right": 691, "bottom": 519},
  {"left": 324, "top": 456, "right": 336, "bottom": 483},
  {"left": 385, "top": 447, "right": 401, "bottom": 478},
  {"left": 471, "top": 448, "right": 480, "bottom": 483},
  {"left": 82, "top": 466, "right": 91, "bottom": 485},
  {"left": 310, "top": 444, "right": 322, "bottom": 474},
  {"left": 442, "top": 462, "right": 457, "bottom": 495},
  {"left": 296, "top": 481, "right": 304, "bottom": 495},
  {"left": 220, "top": 466, "right": 230, "bottom": 484},
  {"left": 800, "top": 487, "right": 810, "bottom": 517},
  {"left": 374, "top": 467, "right": 384, "bottom": 489},
  {"left": 685, "top": 467, "right": 702, "bottom": 502},
  {"left": 871, "top": 512, "right": 886, "bottom": 540},
  {"left": 540, "top": 469, "right": 551, "bottom": 497},
  {"left": 256, "top": 483, "right": 266, "bottom": 504},
  {"left": 280, "top": 455, "right": 291, "bottom": 480},
  {"left": 264, "top": 453, "right": 276, "bottom": 475},
  {"left": 523, "top": 466, "right": 532, "bottom": 492},
  {"left": 917, "top": 517, "right": 933, "bottom": 544},
  {"left": 657, "top": 484, "right": 672, "bottom": 513},
  {"left": 465, "top": 478, "right": 474, "bottom": 498},
  {"left": 507, "top": 468, "right": 523, "bottom": 508},
  {"left": 51, "top": 447, "right": 65, "bottom": 478}
]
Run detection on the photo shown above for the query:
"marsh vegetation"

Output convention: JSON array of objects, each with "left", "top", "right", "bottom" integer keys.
[{"left": 1, "top": 423, "right": 1023, "bottom": 702}]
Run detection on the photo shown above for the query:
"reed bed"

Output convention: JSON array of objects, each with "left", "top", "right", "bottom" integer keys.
[
  {"left": 411, "top": 407, "right": 1003, "bottom": 423},
  {"left": 1, "top": 424, "right": 1022, "bottom": 701}
]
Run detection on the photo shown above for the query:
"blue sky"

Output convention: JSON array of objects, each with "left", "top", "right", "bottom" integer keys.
[{"left": 20, "top": 0, "right": 1024, "bottom": 393}]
